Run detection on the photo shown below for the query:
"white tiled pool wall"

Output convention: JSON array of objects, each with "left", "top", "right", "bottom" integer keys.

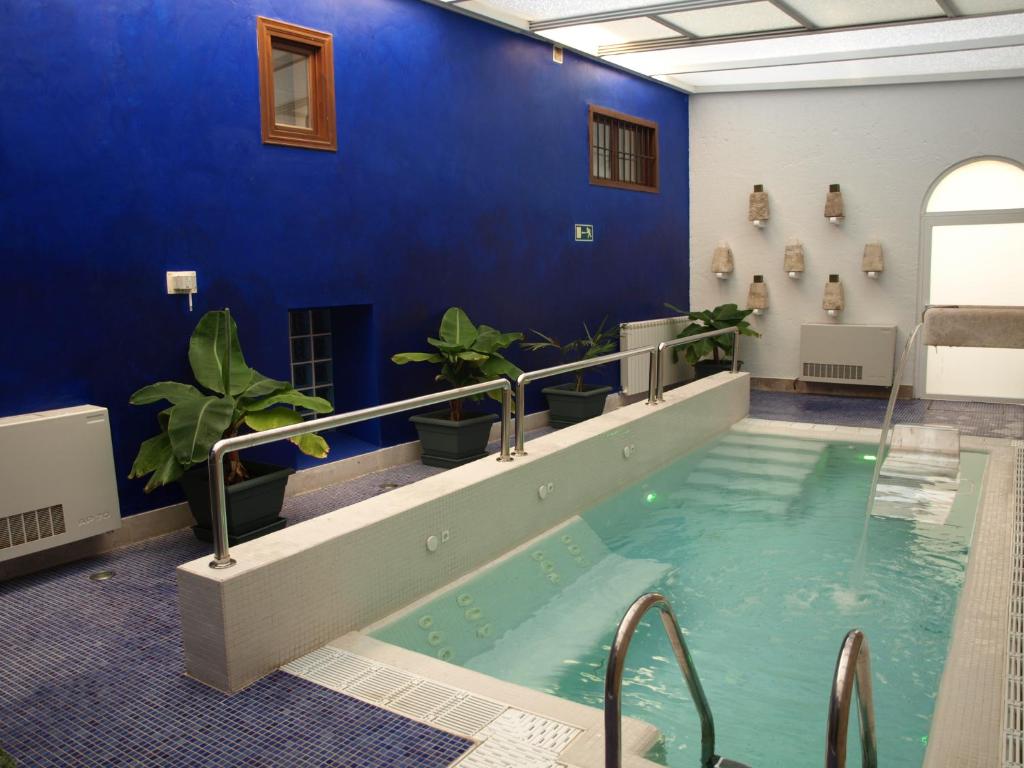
[{"left": 177, "top": 372, "right": 751, "bottom": 692}]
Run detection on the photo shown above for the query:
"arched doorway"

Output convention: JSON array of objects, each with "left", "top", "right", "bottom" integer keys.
[{"left": 918, "top": 157, "right": 1024, "bottom": 401}]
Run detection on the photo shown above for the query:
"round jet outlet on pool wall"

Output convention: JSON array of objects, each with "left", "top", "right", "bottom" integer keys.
[{"left": 426, "top": 535, "right": 439, "bottom": 552}]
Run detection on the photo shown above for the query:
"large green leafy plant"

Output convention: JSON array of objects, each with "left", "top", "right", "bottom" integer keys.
[
  {"left": 129, "top": 310, "right": 332, "bottom": 490},
  {"left": 391, "top": 307, "right": 523, "bottom": 421},
  {"left": 521, "top": 317, "right": 619, "bottom": 391},
  {"left": 665, "top": 302, "right": 760, "bottom": 366}
]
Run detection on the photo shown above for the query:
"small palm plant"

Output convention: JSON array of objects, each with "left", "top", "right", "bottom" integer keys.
[
  {"left": 391, "top": 307, "right": 523, "bottom": 421},
  {"left": 128, "top": 309, "right": 333, "bottom": 490},
  {"left": 665, "top": 302, "right": 760, "bottom": 366},
  {"left": 521, "top": 317, "right": 619, "bottom": 391}
]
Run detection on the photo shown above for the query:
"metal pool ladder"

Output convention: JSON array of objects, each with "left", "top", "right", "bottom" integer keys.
[
  {"left": 606, "top": 595, "right": 878, "bottom": 768},
  {"left": 604, "top": 592, "right": 750, "bottom": 768},
  {"left": 826, "top": 629, "right": 878, "bottom": 768}
]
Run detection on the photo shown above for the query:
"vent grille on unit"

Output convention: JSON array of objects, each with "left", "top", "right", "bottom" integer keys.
[
  {"left": 802, "top": 362, "right": 863, "bottom": 381},
  {"left": 0, "top": 504, "right": 65, "bottom": 551}
]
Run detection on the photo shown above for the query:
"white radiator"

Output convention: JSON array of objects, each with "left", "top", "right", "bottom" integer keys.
[
  {"left": 619, "top": 315, "right": 693, "bottom": 395},
  {"left": 0, "top": 405, "right": 121, "bottom": 562},
  {"left": 799, "top": 324, "right": 897, "bottom": 386}
]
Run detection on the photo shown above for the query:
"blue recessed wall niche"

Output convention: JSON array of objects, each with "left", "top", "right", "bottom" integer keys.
[{"left": 0, "top": 0, "right": 690, "bottom": 517}]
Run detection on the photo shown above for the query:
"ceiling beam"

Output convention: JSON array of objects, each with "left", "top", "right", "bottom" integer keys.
[
  {"left": 596, "top": 11, "right": 976, "bottom": 56},
  {"left": 766, "top": 0, "right": 816, "bottom": 29},
  {"left": 530, "top": 0, "right": 759, "bottom": 32},
  {"left": 647, "top": 14, "right": 694, "bottom": 37}
]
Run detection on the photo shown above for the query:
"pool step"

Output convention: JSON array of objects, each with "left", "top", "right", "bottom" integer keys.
[
  {"left": 719, "top": 433, "right": 827, "bottom": 454},
  {"left": 697, "top": 457, "right": 815, "bottom": 481},
  {"left": 685, "top": 473, "right": 802, "bottom": 497},
  {"left": 708, "top": 444, "right": 823, "bottom": 466},
  {"left": 671, "top": 487, "right": 793, "bottom": 516}
]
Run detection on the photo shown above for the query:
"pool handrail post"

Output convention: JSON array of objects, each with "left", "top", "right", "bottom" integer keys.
[
  {"left": 605, "top": 592, "right": 720, "bottom": 768},
  {"left": 512, "top": 345, "right": 659, "bottom": 457},
  {"left": 655, "top": 326, "right": 741, "bottom": 402},
  {"left": 206, "top": 378, "right": 513, "bottom": 570},
  {"left": 825, "top": 629, "right": 878, "bottom": 768}
]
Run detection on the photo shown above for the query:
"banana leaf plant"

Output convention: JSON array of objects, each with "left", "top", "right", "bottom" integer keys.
[
  {"left": 521, "top": 317, "right": 619, "bottom": 391},
  {"left": 391, "top": 307, "right": 523, "bottom": 421},
  {"left": 665, "top": 302, "right": 760, "bottom": 366},
  {"left": 128, "top": 309, "right": 333, "bottom": 491}
]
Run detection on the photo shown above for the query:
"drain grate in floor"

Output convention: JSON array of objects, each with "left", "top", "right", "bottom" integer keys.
[
  {"left": 1006, "top": 440, "right": 1024, "bottom": 768},
  {"left": 283, "top": 646, "right": 577, "bottom": 767}
]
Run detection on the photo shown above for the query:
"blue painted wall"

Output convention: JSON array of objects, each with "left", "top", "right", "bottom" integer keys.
[{"left": 0, "top": 0, "right": 689, "bottom": 517}]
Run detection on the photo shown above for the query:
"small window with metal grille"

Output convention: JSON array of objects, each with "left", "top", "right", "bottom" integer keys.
[
  {"left": 589, "top": 105, "right": 658, "bottom": 193},
  {"left": 288, "top": 308, "right": 334, "bottom": 419}
]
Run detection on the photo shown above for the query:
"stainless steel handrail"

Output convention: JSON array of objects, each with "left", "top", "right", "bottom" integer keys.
[
  {"left": 605, "top": 593, "right": 720, "bottom": 768},
  {"left": 826, "top": 629, "right": 878, "bottom": 768},
  {"left": 655, "top": 326, "right": 740, "bottom": 402},
  {"left": 513, "top": 345, "right": 659, "bottom": 456},
  {"left": 206, "top": 378, "right": 513, "bottom": 569},
  {"left": 864, "top": 321, "right": 923, "bottom": 516}
]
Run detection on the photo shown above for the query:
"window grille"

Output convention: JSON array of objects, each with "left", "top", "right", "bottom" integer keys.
[{"left": 589, "top": 105, "right": 658, "bottom": 193}]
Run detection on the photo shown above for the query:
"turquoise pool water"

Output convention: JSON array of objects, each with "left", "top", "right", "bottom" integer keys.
[{"left": 374, "top": 431, "right": 985, "bottom": 767}]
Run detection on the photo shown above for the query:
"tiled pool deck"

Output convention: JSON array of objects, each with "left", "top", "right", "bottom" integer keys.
[{"left": 1, "top": 392, "right": 1021, "bottom": 767}]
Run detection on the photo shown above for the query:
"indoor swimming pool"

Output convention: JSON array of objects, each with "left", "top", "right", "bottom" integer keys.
[{"left": 373, "top": 430, "right": 987, "bottom": 767}]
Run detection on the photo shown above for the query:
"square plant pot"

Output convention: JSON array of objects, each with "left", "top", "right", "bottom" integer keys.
[
  {"left": 409, "top": 409, "right": 498, "bottom": 468},
  {"left": 541, "top": 383, "right": 613, "bottom": 428},
  {"left": 179, "top": 461, "right": 294, "bottom": 545}
]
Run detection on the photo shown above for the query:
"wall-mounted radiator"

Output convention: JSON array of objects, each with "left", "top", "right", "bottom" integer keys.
[
  {"left": 620, "top": 315, "right": 693, "bottom": 395},
  {"left": 0, "top": 405, "right": 121, "bottom": 562},
  {"left": 799, "top": 324, "right": 897, "bottom": 386}
]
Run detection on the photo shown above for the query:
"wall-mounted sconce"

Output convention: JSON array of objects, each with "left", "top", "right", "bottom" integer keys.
[
  {"left": 823, "top": 274, "right": 844, "bottom": 317},
  {"left": 824, "top": 183, "right": 844, "bottom": 224},
  {"left": 711, "top": 241, "right": 734, "bottom": 279},
  {"left": 862, "top": 241, "right": 884, "bottom": 278},
  {"left": 783, "top": 238, "right": 805, "bottom": 278},
  {"left": 749, "top": 184, "right": 769, "bottom": 228},
  {"left": 747, "top": 274, "right": 768, "bottom": 315}
]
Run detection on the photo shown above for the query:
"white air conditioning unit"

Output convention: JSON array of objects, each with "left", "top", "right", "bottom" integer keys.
[
  {"left": 799, "top": 324, "right": 897, "bottom": 386},
  {"left": 0, "top": 405, "right": 121, "bottom": 562}
]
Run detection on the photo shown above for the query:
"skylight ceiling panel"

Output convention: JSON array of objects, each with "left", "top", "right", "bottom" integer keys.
[
  {"left": 457, "top": 0, "right": 530, "bottom": 30},
  {"left": 952, "top": 0, "right": 1024, "bottom": 13},
  {"left": 782, "top": 0, "right": 944, "bottom": 28},
  {"left": 659, "top": 1, "right": 802, "bottom": 37},
  {"left": 666, "top": 45, "right": 1024, "bottom": 90},
  {"left": 537, "top": 17, "right": 680, "bottom": 55},
  {"left": 469, "top": 0, "right": 656, "bottom": 22},
  {"left": 604, "top": 14, "right": 1024, "bottom": 75}
]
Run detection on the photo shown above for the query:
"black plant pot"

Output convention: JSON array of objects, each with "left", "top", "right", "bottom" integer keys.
[
  {"left": 693, "top": 359, "right": 742, "bottom": 380},
  {"left": 542, "top": 383, "right": 613, "bottom": 428},
  {"left": 409, "top": 409, "right": 498, "bottom": 468},
  {"left": 179, "top": 461, "right": 294, "bottom": 545}
]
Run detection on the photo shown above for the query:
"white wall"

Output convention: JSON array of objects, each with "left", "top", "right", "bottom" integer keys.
[{"left": 689, "top": 78, "right": 1024, "bottom": 386}]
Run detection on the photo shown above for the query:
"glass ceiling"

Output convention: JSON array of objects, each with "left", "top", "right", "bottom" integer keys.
[{"left": 438, "top": 0, "right": 1024, "bottom": 92}]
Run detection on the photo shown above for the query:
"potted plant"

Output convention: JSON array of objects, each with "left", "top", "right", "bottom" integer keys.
[
  {"left": 521, "top": 317, "right": 619, "bottom": 428},
  {"left": 128, "top": 309, "right": 333, "bottom": 544},
  {"left": 392, "top": 307, "right": 522, "bottom": 468},
  {"left": 665, "top": 302, "right": 760, "bottom": 379}
]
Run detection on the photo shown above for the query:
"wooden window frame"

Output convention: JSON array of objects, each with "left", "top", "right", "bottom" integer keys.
[
  {"left": 257, "top": 17, "right": 337, "bottom": 152},
  {"left": 588, "top": 105, "right": 659, "bottom": 193}
]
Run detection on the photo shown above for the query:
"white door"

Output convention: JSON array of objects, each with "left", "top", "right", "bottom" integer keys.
[{"left": 921, "top": 159, "right": 1024, "bottom": 401}]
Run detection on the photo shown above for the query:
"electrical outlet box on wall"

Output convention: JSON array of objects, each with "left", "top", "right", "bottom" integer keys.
[{"left": 0, "top": 405, "right": 121, "bottom": 562}]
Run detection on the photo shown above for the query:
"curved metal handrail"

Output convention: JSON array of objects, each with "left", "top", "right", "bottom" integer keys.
[
  {"left": 605, "top": 593, "right": 719, "bottom": 768},
  {"left": 826, "top": 629, "right": 878, "bottom": 768},
  {"left": 655, "top": 326, "right": 741, "bottom": 402},
  {"left": 206, "top": 378, "right": 513, "bottom": 569}
]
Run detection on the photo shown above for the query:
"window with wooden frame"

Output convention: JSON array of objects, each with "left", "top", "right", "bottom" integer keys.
[
  {"left": 257, "top": 17, "right": 336, "bottom": 151},
  {"left": 589, "top": 105, "right": 658, "bottom": 193}
]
